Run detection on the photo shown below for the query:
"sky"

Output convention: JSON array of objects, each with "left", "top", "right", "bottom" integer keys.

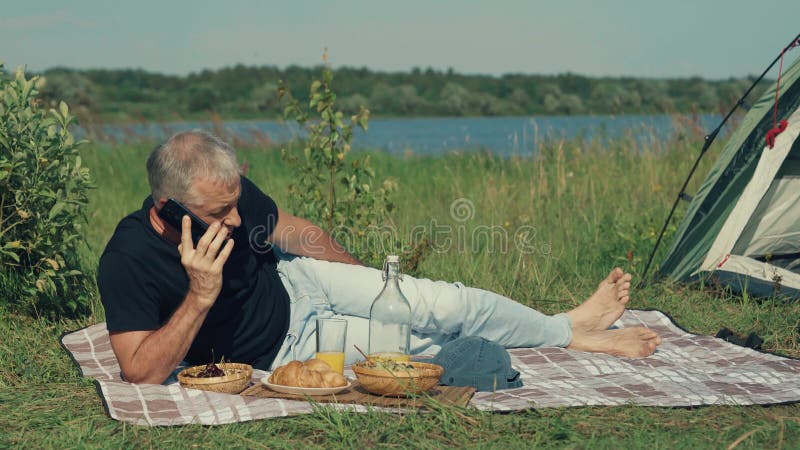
[{"left": 1, "top": 0, "right": 799, "bottom": 79}]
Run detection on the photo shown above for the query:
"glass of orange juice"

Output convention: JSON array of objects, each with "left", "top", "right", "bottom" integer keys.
[{"left": 315, "top": 318, "right": 347, "bottom": 374}]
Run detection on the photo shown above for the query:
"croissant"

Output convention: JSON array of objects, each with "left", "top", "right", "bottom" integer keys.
[
  {"left": 320, "top": 370, "right": 347, "bottom": 388},
  {"left": 297, "top": 367, "right": 326, "bottom": 387},
  {"left": 270, "top": 360, "right": 302, "bottom": 386},
  {"left": 304, "top": 358, "right": 333, "bottom": 372},
  {"left": 270, "top": 359, "right": 348, "bottom": 388}
]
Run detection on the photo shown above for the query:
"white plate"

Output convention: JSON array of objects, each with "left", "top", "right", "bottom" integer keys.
[{"left": 261, "top": 375, "right": 352, "bottom": 396}]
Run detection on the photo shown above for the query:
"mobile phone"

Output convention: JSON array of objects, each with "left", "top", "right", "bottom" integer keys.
[{"left": 157, "top": 198, "right": 209, "bottom": 245}]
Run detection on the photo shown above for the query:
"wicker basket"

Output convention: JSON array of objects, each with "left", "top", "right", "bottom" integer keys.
[
  {"left": 352, "top": 361, "right": 443, "bottom": 397},
  {"left": 177, "top": 363, "right": 253, "bottom": 394}
]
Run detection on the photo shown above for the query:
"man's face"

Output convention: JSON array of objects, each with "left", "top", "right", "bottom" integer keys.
[{"left": 183, "top": 178, "right": 242, "bottom": 239}]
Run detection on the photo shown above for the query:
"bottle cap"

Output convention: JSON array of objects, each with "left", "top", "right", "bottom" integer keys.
[{"left": 386, "top": 255, "right": 400, "bottom": 263}]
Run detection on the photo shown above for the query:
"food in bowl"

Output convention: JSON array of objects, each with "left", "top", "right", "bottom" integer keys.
[
  {"left": 185, "top": 362, "right": 226, "bottom": 378},
  {"left": 352, "top": 360, "right": 443, "bottom": 396},
  {"left": 269, "top": 358, "right": 348, "bottom": 388},
  {"left": 177, "top": 362, "right": 253, "bottom": 394}
]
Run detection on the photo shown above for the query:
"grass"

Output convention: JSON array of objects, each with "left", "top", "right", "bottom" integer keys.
[{"left": 3, "top": 126, "right": 800, "bottom": 448}]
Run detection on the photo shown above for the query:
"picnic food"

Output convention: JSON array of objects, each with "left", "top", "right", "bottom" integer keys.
[
  {"left": 368, "top": 352, "right": 412, "bottom": 363},
  {"left": 358, "top": 359, "right": 415, "bottom": 371},
  {"left": 352, "top": 360, "right": 443, "bottom": 396},
  {"left": 177, "top": 362, "right": 253, "bottom": 394},
  {"left": 270, "top": 359, "right": 348, "bottom": 388},
  {"left": 304, "top": 358, "right": 333, "bottom": 373},
  {"left": 186, "top": 362, "right": 226, "bottom": 378}
]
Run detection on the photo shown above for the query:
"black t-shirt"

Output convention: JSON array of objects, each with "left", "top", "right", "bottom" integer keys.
[{"left": 97, "top": 176, "right": 290, "bottom": 370}]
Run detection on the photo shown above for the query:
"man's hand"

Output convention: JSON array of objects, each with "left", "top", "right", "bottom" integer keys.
[{"left": 178, "top": 215, "right": 235, "bottom": 308}]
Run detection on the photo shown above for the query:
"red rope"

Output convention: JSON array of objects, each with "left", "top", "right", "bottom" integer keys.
[
  {"left": 765, "top": 120, "right": 788, "bottom": 148},
  {"left": 766, "top": 38, "right": 800, "bottom": 149}
]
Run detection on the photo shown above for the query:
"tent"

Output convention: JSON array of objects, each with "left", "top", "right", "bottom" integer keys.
[{"left": 658, "top": 54, "right": 800, "bottom": 298}]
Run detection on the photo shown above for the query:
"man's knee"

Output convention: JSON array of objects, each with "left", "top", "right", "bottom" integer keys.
[{"left": 404, "top": 278, "right": 474, "bottom": 334}]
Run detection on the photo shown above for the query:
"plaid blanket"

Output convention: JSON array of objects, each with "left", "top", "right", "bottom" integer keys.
[{"left": 61, "top": 310, "right": 800, "bottom": 426}]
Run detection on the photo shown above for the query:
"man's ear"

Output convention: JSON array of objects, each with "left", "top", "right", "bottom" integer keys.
[{"left": 155, "top": 197, "right": 168, "bottom": 210}]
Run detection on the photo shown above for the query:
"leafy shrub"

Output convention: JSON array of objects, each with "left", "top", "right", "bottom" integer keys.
[
  {"left": 278, "top": 63, "right": 429, "bottom": 271},
  {"left": 0, "top": 63, "right": 94, "bottom": 316}
]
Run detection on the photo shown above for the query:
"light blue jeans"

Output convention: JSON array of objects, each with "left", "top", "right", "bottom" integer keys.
[{"left": 269, "top": 255, "right": 572, "bottom": 369}]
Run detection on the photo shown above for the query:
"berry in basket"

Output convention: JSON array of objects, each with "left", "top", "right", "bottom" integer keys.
[
  {"left": 186, "top": 362, "right": 226, "bottom": 378},
  {"left": 177, "top": 362, "right": 253, "bottom": 394}
]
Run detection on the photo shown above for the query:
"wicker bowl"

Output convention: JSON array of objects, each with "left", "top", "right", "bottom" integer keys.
[
  {"left": 352, "top": 361, "right": 443, "bottom": 397},
  {"left": 177, "top": 363, "right": 253, "bottom": 394}
]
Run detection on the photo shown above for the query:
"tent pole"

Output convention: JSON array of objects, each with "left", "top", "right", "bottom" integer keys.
[
  {"left": 639, "top": 129, "right": 717, "bottom": 285},
  {"left": 639, "top": 32, "right": 800, "bottom": 285}
]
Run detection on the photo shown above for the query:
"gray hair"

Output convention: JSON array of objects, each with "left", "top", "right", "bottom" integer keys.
[{"left": 146, "top": 130, "right": 241, "bottom": 204}]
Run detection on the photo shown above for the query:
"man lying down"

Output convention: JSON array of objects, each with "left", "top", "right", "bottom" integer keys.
[{"left": 97, "top": 130, "right": 662, "bottom": 384}]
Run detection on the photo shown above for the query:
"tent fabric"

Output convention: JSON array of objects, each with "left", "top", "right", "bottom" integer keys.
[
  {"left": 698, "top": 106, "right": 800, "bottom": 273},
  {"left": 734, "top": 142, "right": 800, "bottom": 265},
  {"left": 734, "top": 175, "right": 800, "bottom": 261},
  {"left": 713, "top": 254, "right": 800, "bottom": 297},
  {"left": 658, "top": 55, "right": 800, "bottom": 291}
]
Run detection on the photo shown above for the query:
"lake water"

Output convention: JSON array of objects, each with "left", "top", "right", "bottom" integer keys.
[{"left": 94, "top": 114, "right": 722, "bottom": 156}]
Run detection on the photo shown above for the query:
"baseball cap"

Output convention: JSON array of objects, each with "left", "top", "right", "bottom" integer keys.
[{"left": 432, "top": 336, "right": 523, "bottom": 392}]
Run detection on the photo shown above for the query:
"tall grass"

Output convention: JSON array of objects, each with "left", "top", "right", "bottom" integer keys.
[
  {"left": 3, "top": 130, "right": 800, "bottom": 448},
  {"left": 78, "top": 125, "right": 718, "bottom": 314}
]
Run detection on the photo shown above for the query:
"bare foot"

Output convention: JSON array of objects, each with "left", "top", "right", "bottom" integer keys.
[
  {"left": 569, "top": 327, "right": 662, "bottom": 358},
  {"left": 566, "top": 268, "right": 632, "bottom": 332}
]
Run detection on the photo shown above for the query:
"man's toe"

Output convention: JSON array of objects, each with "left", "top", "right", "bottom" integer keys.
[{"left": 605, "top": 268, "right": 624, "bottom": 284}]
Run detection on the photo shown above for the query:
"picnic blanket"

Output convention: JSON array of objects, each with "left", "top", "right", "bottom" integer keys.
[{"left": 61, "top": 310, "right": 800, "bottom": 426}]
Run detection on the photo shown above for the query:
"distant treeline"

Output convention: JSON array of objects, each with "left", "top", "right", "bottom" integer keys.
[{"left": 27, "top": 64, "right": 768, "bottom": 122}]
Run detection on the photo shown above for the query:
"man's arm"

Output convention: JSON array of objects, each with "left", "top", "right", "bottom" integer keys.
[
  {"left": 109, "top": 218, "right": 234, "bottom": 384},
  {"left": 270, "top": 207, "right": 363, "bottom": 266},
  {"left": 110, "top": 292, "right": 212, "bottom": 383}
]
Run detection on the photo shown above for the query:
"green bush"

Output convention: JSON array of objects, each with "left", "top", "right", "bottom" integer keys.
[{"left": 0, "top": 63, "right": 94, "bottom": 316}]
